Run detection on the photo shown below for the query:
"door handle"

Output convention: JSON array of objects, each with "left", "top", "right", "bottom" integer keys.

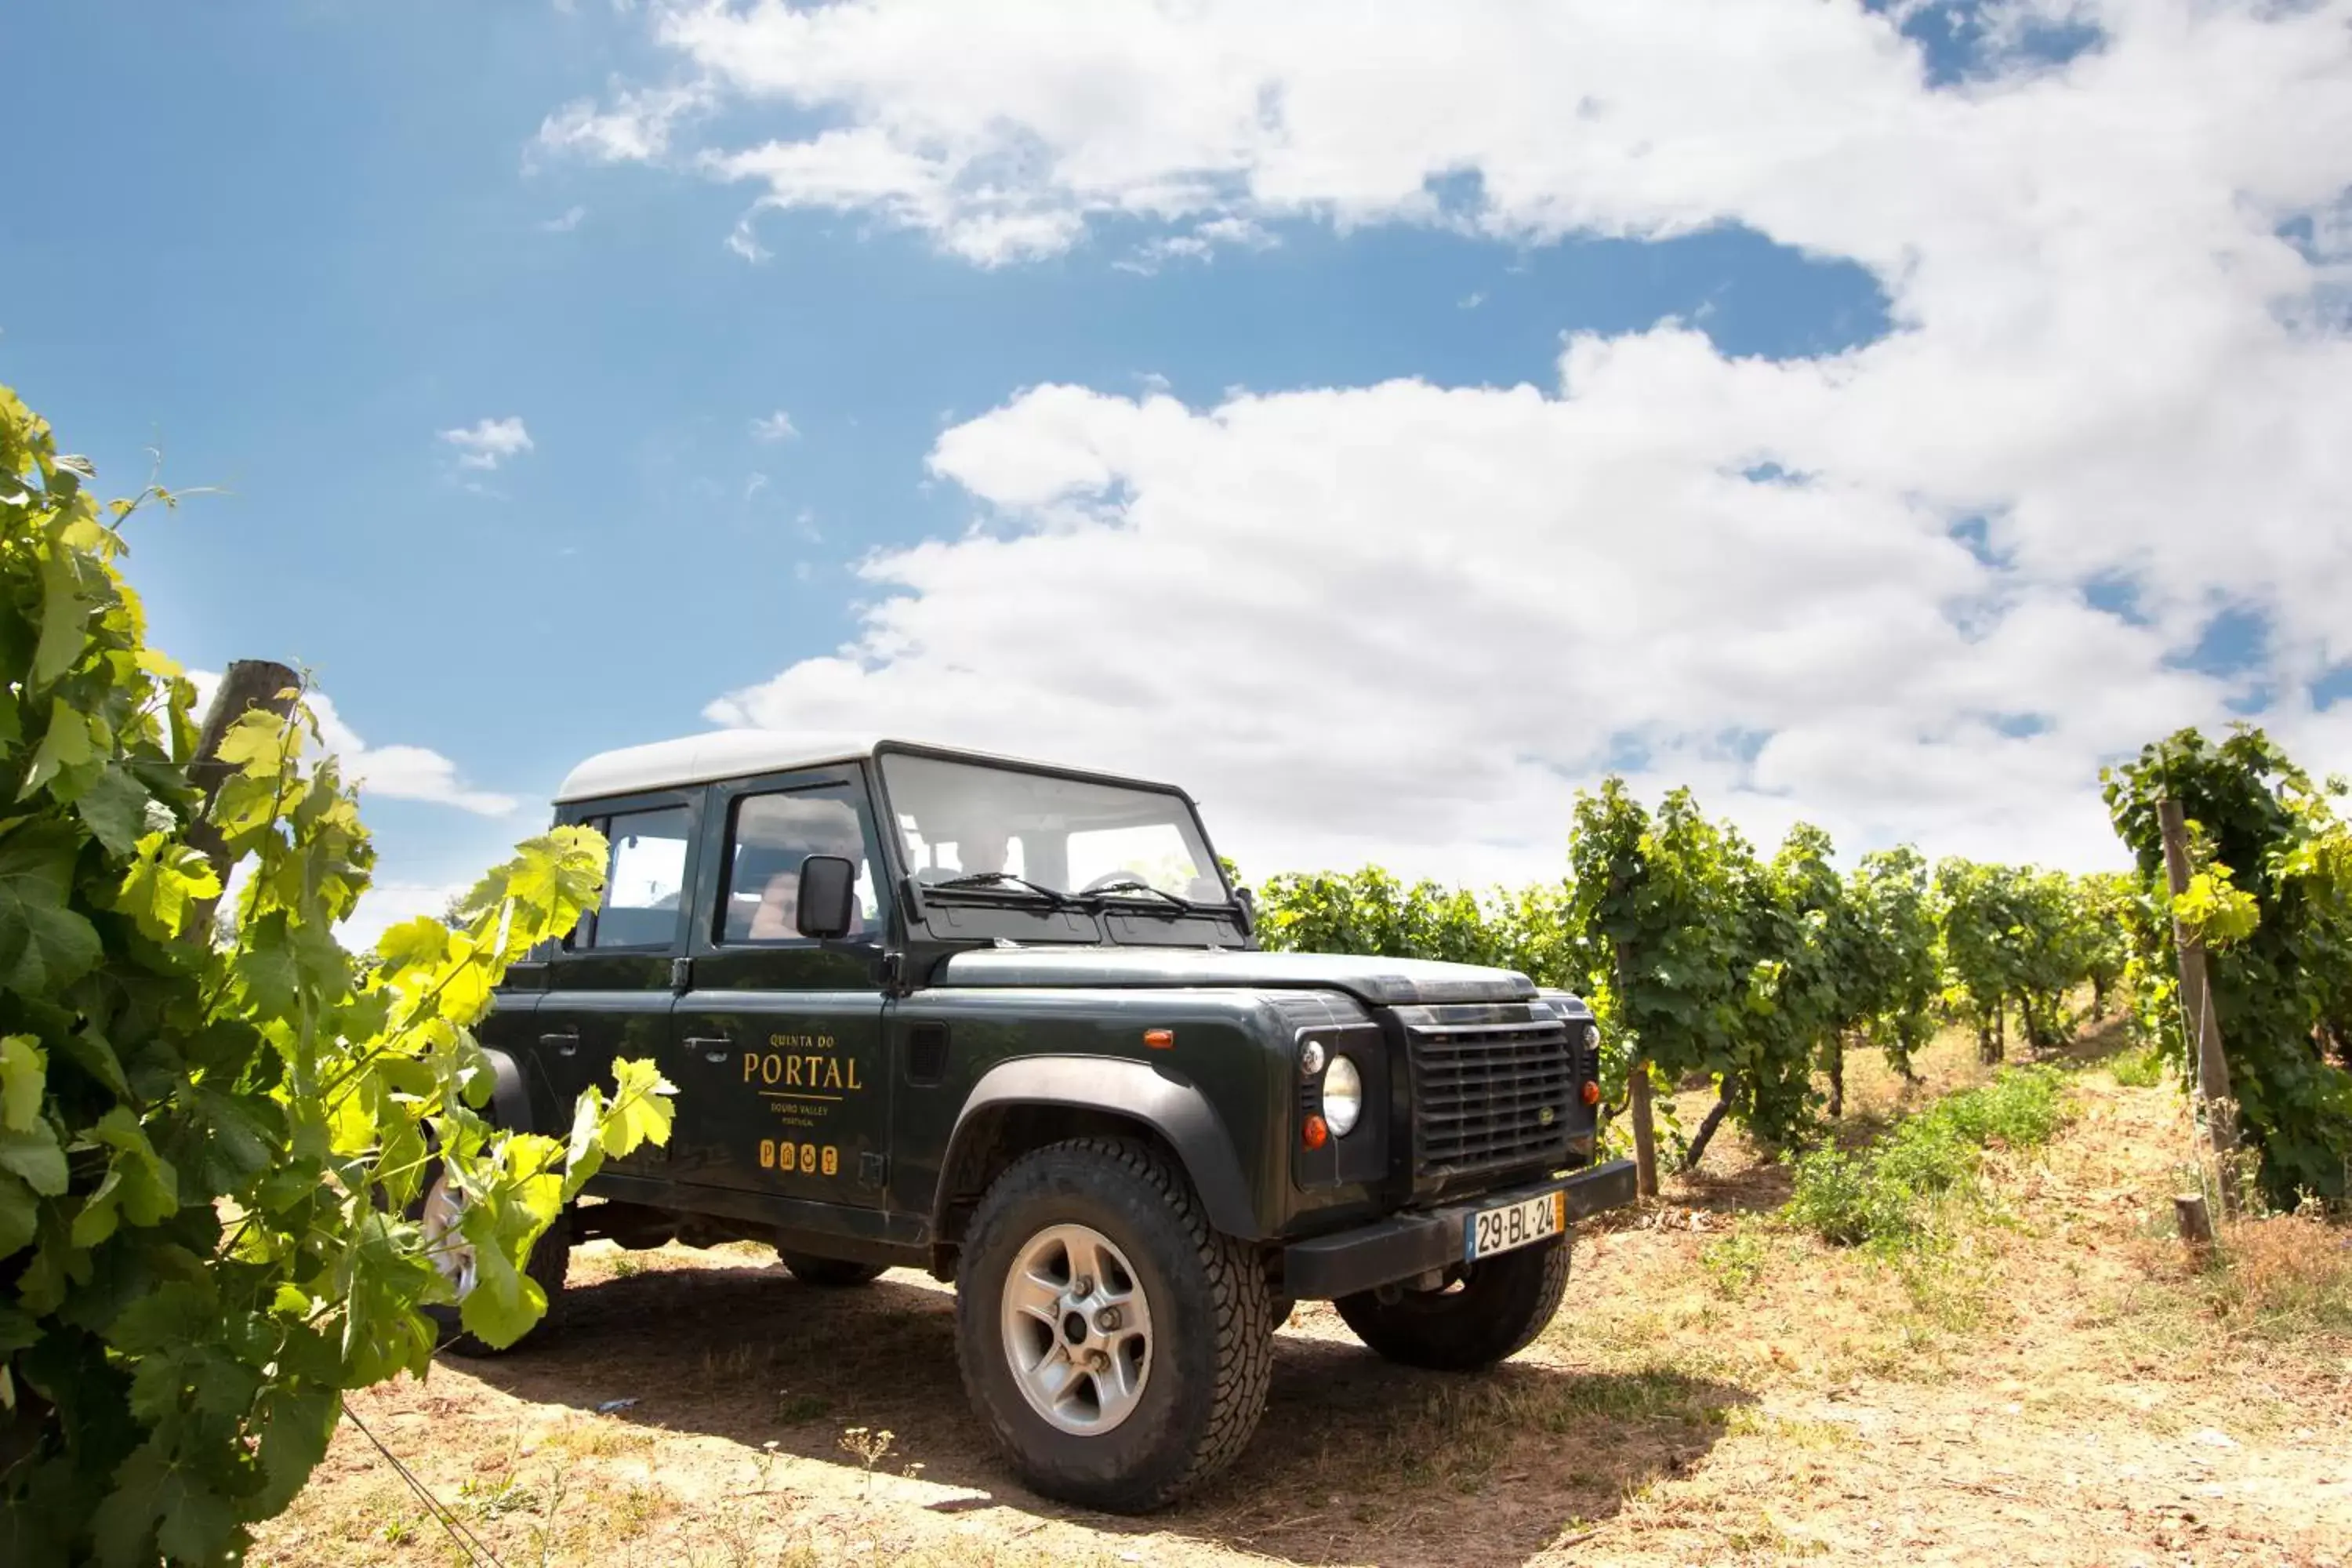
[
  {"left": 683, "top": 1036, "right": 732, "bottom": 1062},
  {"left": 539, "top": 1031, "right": 579, "bottom": 1058}
]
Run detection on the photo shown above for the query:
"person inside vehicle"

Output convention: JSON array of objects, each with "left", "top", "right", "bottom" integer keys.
[
  {"left": 913, "top": 822, "right": 1016, "bottom": 884},
  {"left": 743, "top": 851, "right": 869, "bottom": 940},
  {"left": 725, "top": 795, "right": 871, "bottom": 942},
  {"left": 960, "top": 826, "right": 1011, "bottom": 876}
]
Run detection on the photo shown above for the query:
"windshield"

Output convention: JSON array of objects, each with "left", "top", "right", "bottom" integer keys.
[{"left": 880, "top": 753, "right": 1229, "bottom": 904}]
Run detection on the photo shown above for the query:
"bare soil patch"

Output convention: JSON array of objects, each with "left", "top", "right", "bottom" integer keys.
[{"left": 254, "top": 1030, "right": 2352, "bottom": 1567}]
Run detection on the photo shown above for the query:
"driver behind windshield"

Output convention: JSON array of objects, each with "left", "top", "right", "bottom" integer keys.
[
  {"left": 959, "top": 827, "right": 1010, "bottom": 876},
  {"left": 914, "top": 821, "right": 1019, "bottom": 883}
]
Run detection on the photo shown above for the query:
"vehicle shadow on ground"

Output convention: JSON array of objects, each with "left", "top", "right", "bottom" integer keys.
[{"left": 462, "top": 1262, "right": 1750, "bottom": 1566}]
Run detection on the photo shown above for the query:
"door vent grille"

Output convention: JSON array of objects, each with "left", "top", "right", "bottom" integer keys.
[{"left": 906, "top": 1022, "right": 949, "bottom": 1086}]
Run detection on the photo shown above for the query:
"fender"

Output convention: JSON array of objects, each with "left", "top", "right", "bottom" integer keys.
[
  {"left": 941, "top": 1055, "right": 1261, "bottom": 1240},
  {"left": 477, "top": 1047, "right": 538, "bottom": 1137}
]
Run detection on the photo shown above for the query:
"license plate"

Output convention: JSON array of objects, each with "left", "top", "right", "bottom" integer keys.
[{"left": 1465, "top": 1188, "right": 1566, "bottom": 1262}]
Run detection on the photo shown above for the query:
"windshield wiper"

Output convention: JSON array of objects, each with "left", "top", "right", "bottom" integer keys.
[
  {"left": 929, "top": 871, "right": 1081, "bottom": 907},
  {"left": 1081, "top": 877, "right": 1212, "bottom": 915}
]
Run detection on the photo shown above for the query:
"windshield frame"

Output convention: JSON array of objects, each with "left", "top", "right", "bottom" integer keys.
[{"left": 869, "top": 742, "right": 1238, "bottom": 916}]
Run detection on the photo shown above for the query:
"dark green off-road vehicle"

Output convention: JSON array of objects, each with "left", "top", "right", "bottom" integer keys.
[{"left": 445, "top": 733, "right": 1635, "bottom": 1512}]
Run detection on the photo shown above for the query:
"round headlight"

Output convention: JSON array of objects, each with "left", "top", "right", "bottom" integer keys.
[
  {"left": 1583, "top": 1022, "right": 1600, "bottom": 1050},
  {"left": 1322, "top": 1054, "right": 1363, "bottom": 1137},
  {"left": 1298, "top": 1039, "right": 1327, "bottom": 1077}
]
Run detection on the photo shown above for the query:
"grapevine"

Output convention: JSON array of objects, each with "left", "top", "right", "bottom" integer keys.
[{"left": 0, "top": 384, "right": 675, "bottom": 1565}]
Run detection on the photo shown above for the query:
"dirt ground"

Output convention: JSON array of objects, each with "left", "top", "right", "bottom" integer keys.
[{"left": 253, "top": 1029, "right": 2352, "bottom": 1568}]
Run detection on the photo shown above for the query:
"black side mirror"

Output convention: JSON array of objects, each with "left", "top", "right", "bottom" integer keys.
[
  {"left": 796, "top": 855, "right": 858, "bottom": 940},
  {"left": 1233, "top": 885, "right": 1257, "bottom": 938}
]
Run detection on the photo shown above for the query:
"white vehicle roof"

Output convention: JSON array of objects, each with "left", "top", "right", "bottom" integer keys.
[{"left": 550, "top": 730, "right": 1147, "bottom": 804}]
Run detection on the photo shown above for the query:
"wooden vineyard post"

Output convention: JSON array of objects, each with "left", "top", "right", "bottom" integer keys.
[
  {"left": 1628, "top": 1058, "right": 1658, "bottom": 1199},
  {"left": 2155, "top": 797, "right": 2240, "bottom": 1214}
]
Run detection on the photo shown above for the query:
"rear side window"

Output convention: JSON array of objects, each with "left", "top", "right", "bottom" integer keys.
[{"left": 585, "top": 805, "right": 691, "bottom": 949}]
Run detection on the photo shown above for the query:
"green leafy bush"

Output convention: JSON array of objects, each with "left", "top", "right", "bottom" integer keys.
[
  {"left": 1696, "top": 1222, "right": 1773, "bottom": 1298},
  {"left": 1784, "top": 1068, "right": 2071, "bottom": 1249},
  {"left": 2103, "top": 727, "right": 2352, "bottom": 1205},
  {"left": 2107, "top": 1038, "right": 2172, "bottom": 1088},
  {"left": 0, "top": 385, "right": 674, "bottom": 1565}
]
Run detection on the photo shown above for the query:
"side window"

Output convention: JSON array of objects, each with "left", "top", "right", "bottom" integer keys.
[
  {"left": 720, "top": 786, "right": 881, "bottom": 945},
  {"left": 586, "top": 805, "right": 691, "bottom": 949}
]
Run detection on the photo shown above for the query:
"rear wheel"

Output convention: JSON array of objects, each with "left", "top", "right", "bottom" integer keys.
[
  {"left": 1334, "top": 1235, "right": 1569, "bottom": 1370},
  {"left": 954, "top": 1138, "right": 1274, "bottom": 1512},
  {"left": 418, "top": 1169, "right": 572, "bottom": 1357},
  {"left": 778, "top": 1250, "right": 887, "bottom": 1287}
]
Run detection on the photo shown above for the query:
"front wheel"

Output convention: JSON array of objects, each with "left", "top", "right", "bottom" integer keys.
[
  {"left": 954, "top": 1138, "right": 1275, "bottom": 1512},
  {"left": 1334, "top": 1235, "right": 1569, "bottom": 1370}
]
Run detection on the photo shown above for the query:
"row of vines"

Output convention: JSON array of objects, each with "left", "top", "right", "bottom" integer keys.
[
  {"left": 1253, "top": 751, "right": 2352, "bottom": 1207},
  {"left": 4, "top": 373, "right": 2350, "bottom": 1564}
]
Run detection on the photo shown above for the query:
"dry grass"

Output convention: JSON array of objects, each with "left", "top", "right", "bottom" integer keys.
[
  {"left": 2198, "top": 1212, "right": 2352, "bottom": 1338},
  {"left": 252, "top": 1020, "right": 2352, "bottom": 1568}
]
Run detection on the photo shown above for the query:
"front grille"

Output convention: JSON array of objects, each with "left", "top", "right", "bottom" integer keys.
[{"left": 1405, "top": 1012, "right": 1576, "bottom": 1178}]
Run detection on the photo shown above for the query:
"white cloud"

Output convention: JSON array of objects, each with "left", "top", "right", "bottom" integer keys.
[
  {"left": 439, "top": 416, "right": 534, "bottom": 471},
  {"left": 750, "top": 408, "right": 798, "bottom": 441},
  {"left": 545, "top": 0, "right": 2352, "bottom": 878},
  {"left": 746, "top": 471, "right": 769, "bottom": 499},
  {"left": 539, "top": 204, "right": 588, "bottom": 232},
  {"left": 188, "top": 672, "right": 520, "bottom": 818},
  {"left": 337, "top": 881, "right": 470, "bottom": 953},
  {"left": 726, "top": 215, "right": 773, "bottom": 262},
  {"left": 1114, "top": 215, "right": 1279, "bottom": 274},
  {"left": 535, "top": 81, "right": 710, "bottom": 165}
]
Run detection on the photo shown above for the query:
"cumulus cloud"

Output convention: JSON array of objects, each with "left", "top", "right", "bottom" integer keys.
[
  {"left": 438, "top": 416, "right": 534, "bottom": 471},
  {"left": 555, "top": 0, "right": 2352, "bottom": 879},
  {"left": 189, "top": 672, "right": 520, "bottom": 818},
  {"left": 539, "top": 204, "right": 588, "bottom": 232},
  {"left": 535, "top": 81, "right": 710, "bottom": 164},
  {"left": 337, "top": 881, "right": 472, "bottom": 952},
  {"left": 750, "top": 408, "right": 799, "bottom": 441}
]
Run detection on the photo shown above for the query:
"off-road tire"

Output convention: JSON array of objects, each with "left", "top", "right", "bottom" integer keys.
[
  {"left": 778, "top": 1250, "right": 887, "bottom": 1287},
  {"left": 955, "top": 1138, "right": 1276, "bottom": 1513},
  {"left": 426, "top": 1206, "right": 574, "bottom": 1358},
  {"left": 1334, "top": 1232, "right": 1570, "bottom": 1370}
]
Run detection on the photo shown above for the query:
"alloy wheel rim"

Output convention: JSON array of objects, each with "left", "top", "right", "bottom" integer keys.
[
  {"left": 419, "top": 1171, "right": 481, "bottom": 1301},
  {"left": 998, "top": 1221, "right": 1153, "bottom": 1435}
]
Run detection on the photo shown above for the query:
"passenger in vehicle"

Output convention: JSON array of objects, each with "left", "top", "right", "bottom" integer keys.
[{"left": 742, "top": 855, "right": 868, "bottom": 941}]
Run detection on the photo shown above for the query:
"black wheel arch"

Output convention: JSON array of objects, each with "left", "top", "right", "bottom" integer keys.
[
  {"left": 475, "top": 1047, "right": 537, "bottom": 1137},
  {"left": 935, "top": 1056, "right": 1261, "bottom": 1249}
]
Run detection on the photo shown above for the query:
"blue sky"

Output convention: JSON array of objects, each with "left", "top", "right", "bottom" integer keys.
[{"left": 6, "top": 2, "right": 2349, "bottom": 929}]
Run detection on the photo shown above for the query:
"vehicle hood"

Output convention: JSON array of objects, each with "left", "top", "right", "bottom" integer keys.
[{"left": 935, "top": 946, "right": 1539, "bottom": 1007}]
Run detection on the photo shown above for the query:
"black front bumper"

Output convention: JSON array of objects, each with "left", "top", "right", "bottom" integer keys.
[{"left": 1279, "top": 1159, "right": 1638, "bottom": 1301}]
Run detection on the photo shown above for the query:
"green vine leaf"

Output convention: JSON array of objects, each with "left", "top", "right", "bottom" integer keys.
[
  {"left": 16, "top": 700, "right": 96, "bottom": 800},
  {"left": 115, "top": 832, "right": 221, "bottom": 942},
  {"left": 73, "top": 763, "right": 154, "bottom": 858},
  {"left": 0, "top": 1124, "right": 68, "bottom": 1196},
  {"left": 0, "top": 825, "right": 103, "bottom": 994},
  {"left": 0, "top": 1036, "right": 42, "bottom": 1132}
]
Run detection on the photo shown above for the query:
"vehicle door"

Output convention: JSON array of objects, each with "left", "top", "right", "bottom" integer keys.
[
  {"left": 537, "top": 791, "right": 701, "bottom": 1174},
  {"left": 670, "top": 767, "right": 893, "bottom": 1203}
]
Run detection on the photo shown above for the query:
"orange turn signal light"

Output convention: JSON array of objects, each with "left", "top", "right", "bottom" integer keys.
[
  {"left": 1581, "top": 1080, "right": 1602, "bottom": 1106},
  {"left": 1144, "top": 1029, "right": 1175, "bottom": 1051},
  {"left": 1301, "top": 1114, "right": 1330, "bottom": 1151}
]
